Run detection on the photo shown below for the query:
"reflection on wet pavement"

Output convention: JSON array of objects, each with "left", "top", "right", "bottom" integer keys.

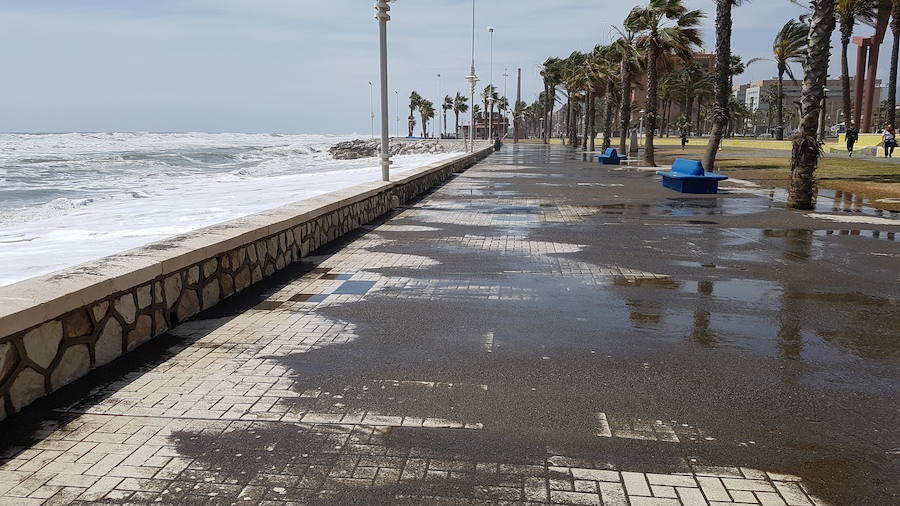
[{"left": 1, "top": 145, "right": 898, "bottom": 505}]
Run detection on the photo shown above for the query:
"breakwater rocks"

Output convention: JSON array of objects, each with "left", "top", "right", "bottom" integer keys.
[{"left": 329, "top": 139, "right": 451, "bottom": 160}]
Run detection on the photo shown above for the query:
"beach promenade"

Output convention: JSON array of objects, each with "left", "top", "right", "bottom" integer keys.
[{"left": 1, "top": 144, "right": 898, "bottom": 505}]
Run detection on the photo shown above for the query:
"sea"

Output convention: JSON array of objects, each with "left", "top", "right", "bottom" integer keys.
[{"left": 0, "top": 132, "right": 459, "bottom": 287}]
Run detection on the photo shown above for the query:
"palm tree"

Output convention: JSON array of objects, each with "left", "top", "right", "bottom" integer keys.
[
  {"left": 626, "top": 0, "right": 704, "bottom": 166},
  {"left": 442, "top": 95, "right": 453, "bottom": 138},
  {"left": 702, "top": 0, "right": 743, "bottom": 171},
  {"left": 752, "top": 19, "right": 808, "bottom": 140},
  {"left": 481, "top": 85, "right": 499, "bottom": 139},
  {"left": 891, "top": 1, "right": 900, "bottom": 125},
  {"left": 592, "top": 46, "right": 622, "bottom": 150},
  {"left": 541, "top": 57, "right": 564, "bottom": 143},
  {"left": 408, "top": 91, "right": 422, "bottom": 137},
  {"left": 836, "top": 0, "right": 878, "bottom": 130},
  {"left": 496, "top": 96, "right": 510, "bottom": 137},
  {"left": 452, "top": 92, "right": 468, "bottom": 138},
  {"left": 611, "top": 30, "right": 643, "bottom": 154},
  {"left": 560, "top": 52, "right": 588, "bottom": 146},
  {"left": 418, "top": 99, "right": 435, "bottom": 138},
  {"left": 789, "top": 0, "right": 837, "bottom": 209}
]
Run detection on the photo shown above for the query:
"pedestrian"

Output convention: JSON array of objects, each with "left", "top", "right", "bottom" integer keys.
[
  {"left": 846, "top": 121, "right": 859, "bottom": 157},
  {"left": 680, "top": 127, "right": 689, "bottom": 150},
  {"left": 882, "top": 124, "right": 896, "bottom": 158}
]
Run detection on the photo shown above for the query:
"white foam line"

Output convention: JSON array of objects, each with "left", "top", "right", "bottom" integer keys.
[{"left": 807, "top": 213, "right": 900, "bottom": 226}]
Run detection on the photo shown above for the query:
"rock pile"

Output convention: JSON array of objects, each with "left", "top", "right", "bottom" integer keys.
[{"left": 329, "top": 139, "right": 449, "bottom": 160}]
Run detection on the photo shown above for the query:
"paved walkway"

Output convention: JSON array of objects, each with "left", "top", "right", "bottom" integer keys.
[{"left": 2, "top": 145, "right": 899, "bottom": 505}]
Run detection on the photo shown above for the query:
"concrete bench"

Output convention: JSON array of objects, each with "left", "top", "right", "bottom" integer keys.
[
  {"left": 656, "top": 159, "right": 728, "bottom": 194},
  {"left": 596, "top": 148, "right": 625, "bottom": 165}
]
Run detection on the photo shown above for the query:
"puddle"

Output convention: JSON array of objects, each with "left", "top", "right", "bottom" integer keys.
[
  {"left": 672, "top": 261, "right": 722, "bottom": 269},
  {"left": 614, "top": 276, "right": 680, "bottom": 289},
  {"left": 758, "top": 188, "right": 900, "bottom": 218}
]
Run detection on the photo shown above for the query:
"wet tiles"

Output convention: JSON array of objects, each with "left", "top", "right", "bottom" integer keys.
[
  {"left": 252, "top": 301, "right": 284, "bottom": 310},
  {"left": 333, "top": 281, "right": 377, "bottom": 295},
  {"left": 320, "top": 273, "right": 353, "bottom": 280}
]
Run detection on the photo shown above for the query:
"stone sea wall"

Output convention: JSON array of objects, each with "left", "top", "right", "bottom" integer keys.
[{"left": 0, "top": 146, "right": 493, "bottom": 421}]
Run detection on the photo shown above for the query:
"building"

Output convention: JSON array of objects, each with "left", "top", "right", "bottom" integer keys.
[
  {"left": 734, "top": 77, "right": 882, "bottom": 135},
  {"left": 458, "top": 112, "right": 512, "bottom": 140}
]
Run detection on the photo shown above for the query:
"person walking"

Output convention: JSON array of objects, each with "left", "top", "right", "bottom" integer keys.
[
  {"left": 845, "top": 122, "right": 859, "bottom": 157},
  {"left": 680, "top": 126, "right": 689, "bottom": 150},
  {"left": 882, "top": 124, "right": 897, "bottom": 158}
]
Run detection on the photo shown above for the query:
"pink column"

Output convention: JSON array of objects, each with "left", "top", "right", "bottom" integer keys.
[
  {"left": 852, "top": 37, "right": 869, "bottom": 128},
  {"left": 862, "top": 41, "right": 880, "bottom": 132}
]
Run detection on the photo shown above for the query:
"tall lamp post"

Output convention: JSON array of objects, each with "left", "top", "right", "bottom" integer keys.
[
  {"left": 436, "top": 73, "right": 442, "bottom": 139},
  {"left": 375, "top": 0, "right": 394, "bottom": 181},
  {"left": 394, "top": 89, "right": 400, "bottom": 138},
  {"left": 368, "top": 80, "right": 375, "bottom": 139},
  {"left": 487, "top": 26, "right": 494, "bottom": 141},
  {"left": 466, "top": 0, "right": 479, "bottom": 152}
]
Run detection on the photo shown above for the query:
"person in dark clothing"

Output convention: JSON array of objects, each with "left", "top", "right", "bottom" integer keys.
[
  {"left": 883, "top": 124, "right": 897, "bottom": 158},
  {"left": 680, "top": 127, "right": 689, "bottom": 150},
  {"left": 845, "top": 122, "right": 859, "bottom": 157}
]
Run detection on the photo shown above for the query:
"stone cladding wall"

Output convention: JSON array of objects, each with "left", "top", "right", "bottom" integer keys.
[{"left": 0, "top": 147, "right": 492, "bottom": 420}]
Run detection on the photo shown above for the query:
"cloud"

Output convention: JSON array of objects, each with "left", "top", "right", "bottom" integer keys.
[{"left": 0, "top": 0, "right": 893, "bottom": 133}]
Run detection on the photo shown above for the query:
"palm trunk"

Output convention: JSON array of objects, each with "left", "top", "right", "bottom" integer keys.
[
  {"left": 589, "top": 93, "right": 597, "bottom": 152},
  {"left": 789, "top": 0, "right": 836, "bottom": 210},
  {"left": 543, "top": 84, "right": 550, "bottom": 143},
  {"left": 890, "top": 17, "right": 900, "bottom": 126},
  {"left": 776, "top": 66, "right": 785, "bottom": 140},
  {"left": 696, "top": 96, "right": 703, "bottom": 135},
  {"left": 547, "top": 85, "right": 557, "bottom": 142},
  {"left": 454, "top": 111, "right": 460, "bottom": 138},
  {"left": 583, "top": 92, "right": 590, "bottom": 151},
  {"left": 840, "top": 24, "right": 853, "bottom": 133},
  {"left": 645, "top": 39, "right": 660, "bottom": 166},
  {"left": 602, "top": 91, "right": 614, "bottom": 151},
  {"left": 619, "top": 60, "right": 632, "bottom": 154},
  {"left": 702, "top": 0, "right": 733, "bottom": 170}
]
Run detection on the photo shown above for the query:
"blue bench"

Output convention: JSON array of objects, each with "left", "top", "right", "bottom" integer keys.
[
  {"left": 656, "top": 159, "right": 728, "bottom": 194},
  {"left": 596, "top": 148, "right": 625, "bottom": 165}
]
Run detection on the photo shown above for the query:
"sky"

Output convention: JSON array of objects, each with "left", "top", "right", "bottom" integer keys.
[{"left": 0, "top": 0, "right": 892, "bottom": 134}]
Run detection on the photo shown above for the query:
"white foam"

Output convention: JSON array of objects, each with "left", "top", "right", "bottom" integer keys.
[
  {"left": 806, "top": 213, "right": 900, "bottom": 226},
  {"left": 0, "top": 133, "right": 462, "bottom": 286}
]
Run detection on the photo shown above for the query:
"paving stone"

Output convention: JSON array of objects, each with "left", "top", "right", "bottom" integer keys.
[
  {"left": 677, "top": 486, "right": 709, "bottom": 506},
  {"left": 94, "top": 319, "right": 122, "bottom": 366},
  {"left": 91, "top": 301, "right": 109, "bottom": 322},
  {"left": 163, "top": 275, "right": 182, "bottom": 309},
  {"left": 0, "top": 341, "right": 18, "bottom": 384},
  {"left": 773, "top": 482, "right": 813, "bottom": 506},
  {"left": 22, "top": 320, "right": 63, "bottom": 369},
  {"left": 201, "top": 280, "right": 220, "bottom": 310},
  {"left": 176, "top": 289, "right": 200, "bottom": 322},
  {"left": 126, "top": 315, "right": 153, "bottom": 352},
  {"left": 136, "top": 285, "right": 152, "bottom": 309},
  {"left": 9, "top": 368, "right": 45, "bottom": 411},
  {"left": 50, "top": 344, "right": 90, "bottom": 391},
  {"left": 698, "top": 477, "right": 731, "bottom": 502},
  {"left": 622, "top": 472, "right": 651, "bottom": 496},
  {"left": 62, "top": 310, "right": 93, "bottom": 339},
  {"left": 114, "top": 294, "right": 137, "bottom": 325}
]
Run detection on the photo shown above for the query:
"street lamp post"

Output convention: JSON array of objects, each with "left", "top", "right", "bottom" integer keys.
[
  {"left": 436, "top": 73, "right": 442, "bottom": 139},
  {"left": 368, "top": 80, "right": 375, "bottom": 139},
  {"left": 466, "top": 0, "right": 479, "bottom": 152},
  {"left": 394, "top": 89, "right": 400, "bottom": 138},
  {"left": 487, "top": 26, "right": 494, "bottom": 141},
  {"left": 375, "top": 0, "right": 393, "bottom": 182}
]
